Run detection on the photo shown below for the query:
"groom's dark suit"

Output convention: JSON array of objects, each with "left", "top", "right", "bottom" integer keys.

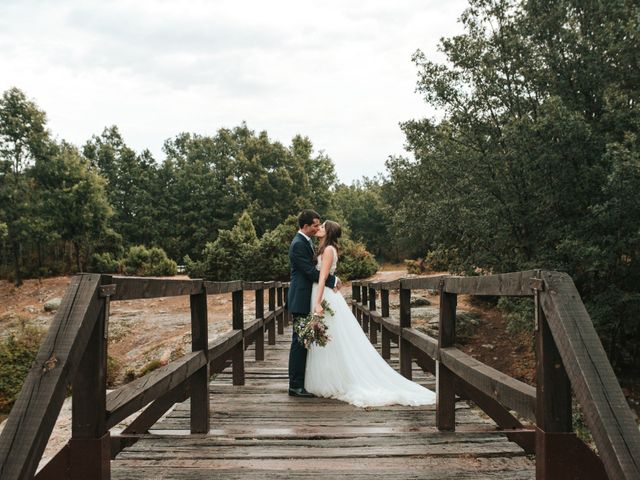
[{"left": 287, "top": 232, "right": 337, "bottom": 389}]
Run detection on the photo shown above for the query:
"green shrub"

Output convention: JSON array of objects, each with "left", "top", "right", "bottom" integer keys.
[
  {"left": 123, "top": 245, "right": 177, "bottom": 276},
  {"left": 187, "top": 212, "right": 379, "bottom": 282},
  {"left": 405, "top": 247, "right": 463, "bottom": 275},
  {"left": 186, "top": 212, "right": 259, "bottom": 281},
  {"left": 498, "top": 297, "right": 534, "bottom": 334},
  {"left": 252, "top": 216, "right": 298, "bottom": 281},
  {"left": 0, "top": 322, "right": 45, "bottom": 413},
  {"left": 138, "top": 359, "right": 163, "bottom": 377},
  {"left": 89, "top": 252, "right": 121, "bottom": 273},
  {"left": 336, "top": 238, "right": 379, "bottom": 280},
  {"left": 106, "top": 355, "right": 120, "bottom": 387}
]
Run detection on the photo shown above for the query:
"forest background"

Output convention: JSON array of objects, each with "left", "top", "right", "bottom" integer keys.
[{"left": 1, "top": 0, "right": 639, "bottom": 398}]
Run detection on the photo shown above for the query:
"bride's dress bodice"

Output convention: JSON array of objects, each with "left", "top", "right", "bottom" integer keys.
[{"left": 316, "top": 247, "right": 338, "bottom": 275}]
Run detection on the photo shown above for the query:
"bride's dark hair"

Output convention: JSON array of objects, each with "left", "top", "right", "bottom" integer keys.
[{"left": 318, "top": 220, "right": 341, "bottom": 256}]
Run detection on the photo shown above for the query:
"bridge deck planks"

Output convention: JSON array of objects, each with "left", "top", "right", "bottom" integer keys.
[{"left": 111, "top": 328, "right": 534, "bottom": 479}]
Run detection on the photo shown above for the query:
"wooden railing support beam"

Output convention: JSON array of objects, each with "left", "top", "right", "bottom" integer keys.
[
  {"left": 189, "top": 287, "right": 209, "bottom": 434},
  {"left": 268, "top": 286, "right": 276, "bottom": 345},
  {"left": 381, "top": 288, "right": 391, "bottom": 359},
  {"left": 368, "top": 286, "right": 377, "bottom": 344},
  {"left": 276, "top": 286, "right": 285, "bottom": 335},
  {"left": 361, "top": 285, "right": 369, "bottom": 333},
  {"left": 231, "top": 289, "right": 245, "bottom": 385},
  {"left": 255, "top": 287, "right": 265, "bottom": 361},
  {"left": 437, "top": 286, "right": 457, "bottom": 432},
  {"left": 399, "top": 286, "right": 412, "bottom": 380},
  {"left": 69, "top": 274, "right": 112, "bottom": 480}
]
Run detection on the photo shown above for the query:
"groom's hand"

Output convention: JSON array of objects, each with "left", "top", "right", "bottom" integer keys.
[{"left": 333, "top": 277, "right": 342, "bottom": 292}]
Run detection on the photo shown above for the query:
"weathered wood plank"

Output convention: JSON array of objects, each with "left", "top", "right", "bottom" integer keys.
[
  {"left": 0, "top": 274, "right": 103, "bottom": 480},
  {"left": 106, "top": 351, "right": 207, "bottom": 428},
  {"left": 111, "top": 276, "right": 203, "bottom": 300},
  {"left": 204, "top": 280, "right": 243, "bottom": 294},
  {"left": 208, "top": 330, "right": 243, "bottom": 361},
  {"left": 440, "top": 347, "right": 536, "bottom": 422},
  {"left": 540, "top": 271, "right": 640, "bottom": 479},
  {"left": 443, "top": 271, "right": 538, "bottom": 296},
  {"left": 402, "top": 328, "right": 438, "bottom": 360},
  {"left": 400, "top": 276, "right": 447, "bottom": 290}
]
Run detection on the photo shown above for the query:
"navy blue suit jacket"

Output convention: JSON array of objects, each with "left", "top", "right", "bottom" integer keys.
[{"left": 286, "top": 232, "right": 336, "bottom": 315}]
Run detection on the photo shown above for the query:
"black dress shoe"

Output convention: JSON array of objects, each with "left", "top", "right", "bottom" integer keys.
[{"left": 288, "top": 387, "right": 315, "bottom": 397}]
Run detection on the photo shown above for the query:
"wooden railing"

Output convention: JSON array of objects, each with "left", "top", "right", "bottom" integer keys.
[
  {"left": 352, "top": 270, "right": 640, "bottom": 480},
  {"left": 0, "top": 274, "right": 290, "bottom": 480}
]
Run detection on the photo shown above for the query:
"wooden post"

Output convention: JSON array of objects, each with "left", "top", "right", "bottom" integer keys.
[
  {"left": 381, "top": 288, "right": 391, "bottom": 359},
  {"left": 535, "top": 285, "right": 574, "bottom": 479},
  {"left": 351, "top": 284, "right": 358, "bottom": 316},
  {"left": 232, "top": 289, "right": 245, "bottom": 386},
  {"left": 255, "top": 287, "right": 265, "bottom": 361},
  {"left": 437, "top": 285, "right": 457, "bottom": 431},
  {"left": 69, "top": 275, "right": 111, "bottom": 480},
  {"left": 399, "top": 285, "right": 412, "bottom": 379},
  {"left": 189, "top": 286, "right": 209, "bottom": 434},
  {"left": 369, "top": 286, "right": 377, "bottom": 344},
  {"left": 353, "top": 284, "right": 362, "bottom": 325},
  {"left": 268, "top": 286, "right": 276, "bottom": 345},
  {"left": 283, "top": 286, "right": 290, "bottom": 327},
  {"left": 361, "top": 285, "right": 369, "bottom": 333},
  {"left": 276, "top": 286, "right": 284, "bottom": 335}
]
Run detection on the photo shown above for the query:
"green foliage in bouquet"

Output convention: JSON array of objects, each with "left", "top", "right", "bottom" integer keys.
[{"left": 294, "top": 300, "right": 335, "bottom": 349}]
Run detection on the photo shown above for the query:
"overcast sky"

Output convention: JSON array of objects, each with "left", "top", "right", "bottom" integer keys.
[{"left": 0, "top": 0, "right": 468, "bottom": 183}]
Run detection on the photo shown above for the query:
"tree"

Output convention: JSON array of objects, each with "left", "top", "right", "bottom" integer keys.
[
  {"left": 385, "top": 0, "right": 640, "bottom": 369},
  {"left": 45, "top": 143, "right": 114, "bottom": 271},
  {"left": 83, "top": 126, "right": 160, "bottom": 248},
  {"left": 0, "top": 87, "right": 51, "bottom": 285},
  {"left": 332, "top": 177, "right": 394, "bottom": 259}
]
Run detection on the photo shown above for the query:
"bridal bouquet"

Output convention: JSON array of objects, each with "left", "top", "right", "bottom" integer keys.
[{"left": 294, "top": 300, "right": 335, "bottom": 349}]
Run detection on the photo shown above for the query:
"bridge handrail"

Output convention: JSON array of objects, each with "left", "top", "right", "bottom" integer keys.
[
  {"left": 352, "top": 270, "right": 640, "bottom": 480},
  {"left": 0, "top": 274, "right": 290, "bottom": 480}
]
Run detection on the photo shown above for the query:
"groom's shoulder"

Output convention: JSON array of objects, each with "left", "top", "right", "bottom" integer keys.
[{"left": 290, "top": 232, "right": 303, "bottom": 244}]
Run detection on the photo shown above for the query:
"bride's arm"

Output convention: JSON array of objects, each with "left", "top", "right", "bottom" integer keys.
[{"left": 313, "top": 247, "right": 335, "bottom": 315}]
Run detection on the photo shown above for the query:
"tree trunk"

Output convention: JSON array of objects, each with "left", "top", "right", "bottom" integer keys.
[
  {"left": 74, "top": 241, "right": 83, "bottom": 273},
  {"left": 12, "top": 240, "right": 23, "bottom": 287}
]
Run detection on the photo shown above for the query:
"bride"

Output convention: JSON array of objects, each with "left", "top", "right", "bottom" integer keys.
[{"left": 304, "top": 220, "right": 436, "bottom": 407}]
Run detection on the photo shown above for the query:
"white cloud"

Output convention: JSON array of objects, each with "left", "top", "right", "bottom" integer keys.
[{"left": 0, "top": 0, "right": 468, "bottom": 183}]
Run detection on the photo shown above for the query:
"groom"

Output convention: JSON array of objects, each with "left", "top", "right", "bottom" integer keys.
[{"left": 287, "top": 209, "right": 340, "bottom": 397}]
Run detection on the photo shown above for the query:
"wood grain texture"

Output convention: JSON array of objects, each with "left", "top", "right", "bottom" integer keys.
[
  {"left": 0, "top": 274, "right": 103, "bottom": 480},
  {"left": 439, "top": 348, "right": 536, "bottom": 422},
  {"left": 443, "top": 271, "right": 537, "bottom": 296},
  {"left": 111, "top": 325, "right": 534, "bottom": 480},
  {"left": 106, "top": 351, "right": 207, "bottom": 428},
  {"left": 540, "top": 271, "right": 640, "bottom": 479},
  {"left": 111, "top": 276, "right": 203, "bottom": 300}
]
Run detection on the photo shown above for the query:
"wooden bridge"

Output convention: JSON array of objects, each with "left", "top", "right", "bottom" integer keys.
[{"left": 0, "top": 271, "right": 639, "bottom": 479}]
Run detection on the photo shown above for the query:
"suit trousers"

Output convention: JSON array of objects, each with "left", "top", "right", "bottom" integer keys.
[{"left": 288, "top": 314, "right": 308, "bottom": 388}]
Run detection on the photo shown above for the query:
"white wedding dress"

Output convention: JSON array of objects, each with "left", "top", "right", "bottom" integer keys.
[{"left": 304, "top": 247, "right": 436, "bottom": 407}]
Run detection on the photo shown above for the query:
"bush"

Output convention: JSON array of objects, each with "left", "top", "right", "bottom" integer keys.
[
  {"left": 498, "top": 297, "right": 534, "bottom": 335},
  {"left": 123, "top": 245, "right": 177, "bottom": 276},
  {"left": 0, "top": 322, "right": 45, "bottom": 413},
  {"left": 252, "top": 216, "right": 298, "bottom": 281},
  {"left": 89, "top": 252, "right": 121, "bottom": 273},
  {"left": 336, "top": 238, "right": 379, "bottom": 280},
  {"left": 186, "top": 212, "right": 259, "bottom": 281},
  {"left": 405, "top": 247, "right": 463, "bottom": 275},
  {"left": 187, "top": 212, "right": 380, "bottom": 282}
]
